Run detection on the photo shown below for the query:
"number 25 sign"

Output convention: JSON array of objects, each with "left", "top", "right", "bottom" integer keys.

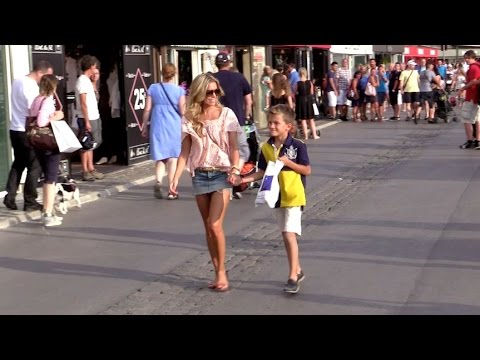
[{"left": 128, "top": 68, "right": 149, "bottom": 131}]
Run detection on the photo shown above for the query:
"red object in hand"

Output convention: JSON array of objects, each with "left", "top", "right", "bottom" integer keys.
[{"left": 449, "top": 96, "right": 457, "bottom": 107}]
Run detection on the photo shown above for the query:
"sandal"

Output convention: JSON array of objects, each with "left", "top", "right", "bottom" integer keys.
[{"left": 167, "top": 193, "right": 179, "bottom": 200}]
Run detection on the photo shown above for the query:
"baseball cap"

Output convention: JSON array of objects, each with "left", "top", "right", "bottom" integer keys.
[
  {"left": 407, "top": 60, "right": 417, "bottom": 66},
  {"left": 215, "top": 52, "right": 231, "bottom": 64}
]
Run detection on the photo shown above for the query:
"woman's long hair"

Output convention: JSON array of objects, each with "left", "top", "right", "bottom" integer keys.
[{"left": 185, "top": 73, "right": 224, "bottom": 136}]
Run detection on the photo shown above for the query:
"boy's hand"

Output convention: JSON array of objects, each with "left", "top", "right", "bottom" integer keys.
[{"left": 278, "top": 155, "right": 291, "bottom": 166}]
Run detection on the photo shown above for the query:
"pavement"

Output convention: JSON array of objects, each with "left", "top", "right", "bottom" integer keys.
[{"left": 0, "top": 117, "right": 340, "bottom": 230}]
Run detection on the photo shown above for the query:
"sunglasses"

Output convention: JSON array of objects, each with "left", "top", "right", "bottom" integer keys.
[{"left": 206, "top": 89, "right": 221, "bottom": 97}]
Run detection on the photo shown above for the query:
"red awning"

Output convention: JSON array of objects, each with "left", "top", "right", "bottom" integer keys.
[
  {"left": 274, "top": 45, "right": 331, "bottom": 50},
  {"left": 404, "top": 46, "right": 439, "bottom": 58}
]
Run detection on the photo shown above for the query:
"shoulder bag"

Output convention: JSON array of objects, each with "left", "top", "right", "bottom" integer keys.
[
  {"left": 26, "top": 97, "right": 58, "bottom": 152},
  {"left": 402, "top": 70, "right": 414, "bottom": 91},
  {"left": 159, "top": 82, "right": 182, "bottom": 117}
]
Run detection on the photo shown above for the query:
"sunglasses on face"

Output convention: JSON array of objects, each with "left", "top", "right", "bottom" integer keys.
[{"left": 206, "top": 89, "right": 221, "bottom": 97}]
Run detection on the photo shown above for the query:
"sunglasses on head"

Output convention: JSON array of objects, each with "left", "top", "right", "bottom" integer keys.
[{"left": 206, "top": 89, "right": 221, "bottom": 97}]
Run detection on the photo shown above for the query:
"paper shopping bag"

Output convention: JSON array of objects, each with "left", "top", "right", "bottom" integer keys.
[
  {"left": 51, "top": 120, "right": 82, "bottom": 153},
  {"left": 255, "top": 160, "right": 284, "bottom": 208}
]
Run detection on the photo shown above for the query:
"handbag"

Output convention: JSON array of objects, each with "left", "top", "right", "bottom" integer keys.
[
  {"left": 26, "top": 97, "right": 58, "bottom": 152},
  {"left": 159, "top": 82, "right": 182, "bottom": 117},
  {"left": 78, "top": 129, "right": 96, "bottom": 150},
  {"left": 365, "top": 81, "right": 377, "bottom": 96},
  {"left": 51, "top": 120, "right": 82, "bottom": 153},
  {"left": 346, "top": 89, "right": 355, "bottom": 101}
]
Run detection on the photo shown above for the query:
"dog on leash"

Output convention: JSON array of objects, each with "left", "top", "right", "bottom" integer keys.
[{"left": 55, "top": 176, "right": 81, "bottom": 214}]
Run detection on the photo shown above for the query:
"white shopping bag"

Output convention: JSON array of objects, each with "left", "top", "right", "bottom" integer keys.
[
  {"left": 312, "top": 103, "right": 320, "bottom": 116},
  {"left": 255, "top": 160, "right": 284, "bottom": 208},
  {"left": 397, "top": 92, "right": 403, "bottom": 105},
  {"left": 51, "top": 120, "right": 82, "bottom": 153}
]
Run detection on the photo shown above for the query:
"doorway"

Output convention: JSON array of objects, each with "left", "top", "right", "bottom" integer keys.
[{"left": 64, "top": 45, "right": 127, "bottom": 167}]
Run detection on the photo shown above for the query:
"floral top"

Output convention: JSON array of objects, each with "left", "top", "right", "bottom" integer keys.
[{"left": 182, "top": 107, "right": 241, "bottom": 176}]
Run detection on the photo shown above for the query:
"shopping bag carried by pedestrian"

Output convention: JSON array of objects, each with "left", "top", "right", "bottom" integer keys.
[
  {"left": 255, "top": 160, "right": 284, "bottom": 208},
  {"left": 51, "top": 120, "right": 82, "bottom": 153},
  {"left": 26, "top": 116, "right": 58, "bottom": 152}
]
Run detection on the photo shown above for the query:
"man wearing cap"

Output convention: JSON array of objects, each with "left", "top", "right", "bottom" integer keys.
[
  {"left": 399, "top": 60, "right": 420, "bottom": 121},
  {"left": 213, "top": 52, "right": 255, "bottom": 199},
  {"left": 214, "top": 53, "right": 253, "bottom": 125}
]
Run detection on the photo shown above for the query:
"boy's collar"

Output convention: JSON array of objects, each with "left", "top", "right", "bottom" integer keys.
[{"left": 267, "top": 133, "right": 294, "bottom": 146}]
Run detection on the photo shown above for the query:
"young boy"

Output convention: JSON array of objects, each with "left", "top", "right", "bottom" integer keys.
[{"left": 238, "top": 104, "right": 311, "bottom": 293}]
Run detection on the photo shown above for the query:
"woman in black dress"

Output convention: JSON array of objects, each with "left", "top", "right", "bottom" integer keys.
[{"left": 295, "top": 67, "right": 319, "bottom": 139}]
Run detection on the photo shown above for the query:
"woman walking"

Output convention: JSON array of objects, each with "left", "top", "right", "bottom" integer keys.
[
  {"left": 170, "top": 73, "right": 241, "bottom": 292},
  {"left": 142, "top": 63, "right": 186, "bottom": 200}
]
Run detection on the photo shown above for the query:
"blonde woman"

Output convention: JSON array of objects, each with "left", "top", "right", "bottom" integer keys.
[{"left": 170, "top": 73, "right": 241, "bottom": 292}]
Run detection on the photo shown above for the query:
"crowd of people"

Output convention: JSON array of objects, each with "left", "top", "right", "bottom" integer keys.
[{"left": 4, "top": 50, "right": 479, "bottom": 295}]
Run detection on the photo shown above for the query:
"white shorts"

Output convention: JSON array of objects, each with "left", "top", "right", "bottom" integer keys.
[
  {"left": 337, "top": 89, "right": 347, "bottom": 105},
  {"left": 461, "top": 101, "right": 480, "bottom": 124},
  {"left": 327, "top": 91, "right": 337, "bottom": 107},
  {"left": 274, "top": 206, "right": 303, "bottom": 236}
]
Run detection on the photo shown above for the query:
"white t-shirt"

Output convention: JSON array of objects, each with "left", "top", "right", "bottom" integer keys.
[
  {"left": 10, "top": 76, "right": 39, "bottom": 131},
  {"left": 74, "top": 74, "right": 100, "bottom": 120}
]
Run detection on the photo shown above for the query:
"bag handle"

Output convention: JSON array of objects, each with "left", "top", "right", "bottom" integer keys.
[
  {"left": 402, "top": 70, "right": 414, "bottom": 91},
  {"left": 159, "top": 82, "right": 182, "bottom": 117}
]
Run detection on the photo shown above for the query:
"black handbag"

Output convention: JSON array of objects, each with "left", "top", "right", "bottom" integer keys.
[{"left": 78, "top": 129, "right": 96, "bottom": 150}]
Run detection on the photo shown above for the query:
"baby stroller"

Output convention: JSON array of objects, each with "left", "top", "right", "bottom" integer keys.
[
  {"left": 433, "top": 88, "right": 453, "bottom": 123},
  {"left": 232, "top": 118, "right": 260, "bottom": 198}
]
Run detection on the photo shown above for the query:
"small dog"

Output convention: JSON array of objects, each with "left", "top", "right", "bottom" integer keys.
[{"left": 55, "top": 176, "right": 81, "bottom": 214}]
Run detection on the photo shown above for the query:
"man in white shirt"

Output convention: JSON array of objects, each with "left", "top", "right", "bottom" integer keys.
[
  {"left": 74, "top": 55, "right": 105, "bottom": 181},
  {"left": 3, "top": 60, "right": 53, "bottom": 211}
]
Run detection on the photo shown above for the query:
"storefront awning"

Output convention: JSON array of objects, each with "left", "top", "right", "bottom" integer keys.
[{"left": 404, "top": 46, "right": 439, "bottom": 58}]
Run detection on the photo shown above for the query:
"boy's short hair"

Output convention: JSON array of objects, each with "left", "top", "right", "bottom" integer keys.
[{"left": 268, "top": 104, "right": 295, "bottom": 125}]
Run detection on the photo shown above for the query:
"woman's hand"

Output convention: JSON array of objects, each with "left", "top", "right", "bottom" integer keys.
[
  {"left": 52, "top": 110, "right": 64, "bottom": 121},
  {"left": 141, "top": 126, "right": 149, "bottom": 138},
  {"left": 170, "top": 178, "right": 179, "bottom": 196},
  {"left": 227, "top": 173, "right": 240, "bottom": 185}
]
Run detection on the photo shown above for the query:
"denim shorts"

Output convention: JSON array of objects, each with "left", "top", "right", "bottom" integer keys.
[{"left": 192, "top": 170, "right": 231, "bottom": 196}]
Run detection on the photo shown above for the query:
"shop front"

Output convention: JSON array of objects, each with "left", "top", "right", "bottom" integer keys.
[
  {"left": 39, "top": 45, "right": 155, "bottom": 169},
  {"left": 272, "top": 45, "right": 329, "bottom": 79},
  {"left": 373, "top": 45, "right": 404, "bottom": 65},
  {"left": 330, "top": 45, "right": 374, "bottom": 72},
  {"left": 403, "top": 45, "right": 439, "bottom": 62},
  {"left": 159, "top": 45, "right": 222, "bottom": 94}
]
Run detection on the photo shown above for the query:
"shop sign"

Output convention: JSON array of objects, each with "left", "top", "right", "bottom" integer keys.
[
  {"left": 32, "top": 45, "right": 62, "bottom": 53},
  {"left": 122, "top": 45, "right": 153, "bottom": 164}
]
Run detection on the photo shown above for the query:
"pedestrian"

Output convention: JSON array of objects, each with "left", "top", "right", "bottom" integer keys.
[
  {"left": 141, "top": 63, "right": 186, "bottom": 200},
  {"left": 458, "top": 50, "right": 480, "bottom": 149},
  {"left": 29, "top": 74, "right": 65, "bottom": 226},
  {"left": 74, "top": 55, "right": 105, "bottom": 181},
  {"left": 236, "top": 104, "right": 311, "bottom": 294},
  {"left": 169, "top": 73, "right": 242, "bottom": 292},
  {"left": 3, "top": 60, "right": 53, "bottom": 212},
  {"left": 213, "top": 52, "right": 256, "bottom": 199}
]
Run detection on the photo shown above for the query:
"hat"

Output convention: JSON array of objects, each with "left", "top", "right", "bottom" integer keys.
[
  {"left": 407, "top": 60, "right": 417, "bottom": 66},
  {"left": 215, "top": 52, "right": 231, "bottom": 64}
]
